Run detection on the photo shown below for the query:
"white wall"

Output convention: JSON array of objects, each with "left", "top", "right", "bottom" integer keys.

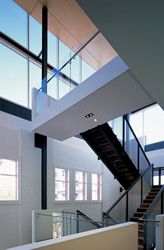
[
  {"left": 0, "top": 111, "right": 121, "bottom": 249},
  {"left": 0, "top": 112, "right": 41, "bottom": 250},
  {"left": 47, "top": 137, "right": 121, "bottom": 221}
]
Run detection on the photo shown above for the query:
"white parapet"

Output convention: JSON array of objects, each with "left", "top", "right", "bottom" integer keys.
[{"left": 7, "top": 222, "right": 138, "bottom": 250}]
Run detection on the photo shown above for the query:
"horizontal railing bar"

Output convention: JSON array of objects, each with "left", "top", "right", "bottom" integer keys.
[
  {"left": 106, "top": 165, "right": 152, "bottom": 214},
  {"left": 36, "top": 212, "right": 106, "bottom": 226},
  {"left": 153, "top": 166, "right": 164, "bottom": 171},
  {"left": 139, "top": 218, "right": 160, "bottom": 223}
]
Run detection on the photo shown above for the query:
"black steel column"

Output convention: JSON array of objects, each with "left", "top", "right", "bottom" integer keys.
[
  {"left": 161, "top": 191, "right": 163, "bottom": 214},
  {"left": 42, "top": 6, "right": 48, "bottom": 93},
  {"left": 38, "top": 6, "right": 48, "bottom": 210},
  {"left": 35, "top": 134, "right": 47, "bottom": 209}
]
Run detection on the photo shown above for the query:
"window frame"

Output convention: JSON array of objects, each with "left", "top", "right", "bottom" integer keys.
[
  {"left": 54, "top": 167, "right": 70, "bottom": 202},
  {"left": 91, "top": 173, "right": 102, "bottom": 202},
  {"left": 75, "top": 170, "right": 87, "bottom": 201},
  {"left": 0, "top": 158, "right": 21, "bottom": 205}
]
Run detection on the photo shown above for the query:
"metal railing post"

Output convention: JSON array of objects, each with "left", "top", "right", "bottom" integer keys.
[{"left": 126, "top": 193, "right": 129, "bottom": 221}]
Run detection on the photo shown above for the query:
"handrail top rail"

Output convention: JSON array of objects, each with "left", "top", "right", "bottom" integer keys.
[
  {"left": 153, "top": 166, "right": 164, "bottom": 171},
  {"left": 143, "top": 185, "right": 164, "bottom": 218},
  {"left": 123, "top": 116, "right": 151, "bottom": 165},
  {"left": 106, "top": 164, "right": 152, "bottom": 214}
]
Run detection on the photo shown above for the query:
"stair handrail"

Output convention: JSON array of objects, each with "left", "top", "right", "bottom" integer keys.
[
  {"left": 106, "top": 164, "right": 153, "bottom": 214},
  {"left": 123, "top": 116, "right": 151, "bottom": 166},
  {"left": 76, "top": 210, "right": 103, "bottom": 228},
  {"left": 143, "top": 185, "right": 164, "bottom": 218}
]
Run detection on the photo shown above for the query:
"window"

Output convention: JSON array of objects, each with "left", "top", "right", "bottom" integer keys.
[
  {"left": 29, "top": 16, "right": 42, "bottom": 56},
  {"left": 0, "top": 43, "right": 28, "bottom": 107},
  {"left": 91, "top": 174, "right": 102, "bottom": 201},
  {"left": 0, "top": 0, "right": 28, "bottom": 47},
  {"left": 0, "top": 158, "right": 18, "bottom": 201},
  {"left": 75, "top": 171, "right": 87, "bottom": 201},
  {"left": 59, "top": 79, "right": 71, "bottom": 99},
  {"left": 55, "top": 168, "right": 69, "bottom": 201}
]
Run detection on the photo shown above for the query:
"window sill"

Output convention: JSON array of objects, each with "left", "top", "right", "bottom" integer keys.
[{"left": 0, "top": 200, "right": 21, "bottom": 205}]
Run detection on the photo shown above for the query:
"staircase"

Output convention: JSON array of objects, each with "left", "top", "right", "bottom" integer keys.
[
  {"left": 81, "top": 122, "right": 140, "bottom": 189},
  {"left": 131, "top": 185, "right": 161, "bottom": 250}
]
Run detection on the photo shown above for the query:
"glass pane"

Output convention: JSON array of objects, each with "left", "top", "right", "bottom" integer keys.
[
  {"left": 124, "top": 121, "right": 138, "bottom": 168},
  {"left": 77, "top": 214, "right": 99, "bottom": 233},
  {"left": 113, "top": 117, "right": 123, "bottom": 143},
  {"left": 0, "top": 44, "right": 28, "bottom": 107},
  {"left": 55, "top": 181, "right": 69, "bottom": 201},
  {"left": 70, "top": 52, "right": 80, "bottom": 83},
  {"left": 92, "top": 174, "right": 98, "bottom": 184},
  {"left": 47, "top": 72, "right": 58, "bottom": 100},
  {"left": 0, "top": 159, "right": 17, "bottom": 175},
  {"left": 59, "top": 80, "right": 71, "bottom": 99},
  {"left": 108, "top": 195, "right": 126, "bottom": 224},
  {"left": 139, "top": 147, "right": 150, "bottom": 174},
  {"left": 82, "top": 59, "right": 95, "bottom": 82},
  {"left": 144, "top": 104, "right": 164, "bottom": 144},
  {"left": 59, "top": 40, "right": 71, "bottom": 77},
  {"left": 0, "top": 175, "right": 18, "bottom": 200},
  {"left": 128, "top": 179, "right": 141, "bottom": 220},
  {"left": 29, "top": 61, "right": 42, "bottom": 107},
  {"left": 55, "top": 168, "right": 69, "bottom": 181},
  {"left": 0, "top": 0, "right": 27, "bottom": 47},
  {"left": 142, "top": 167, "right": 152, "bottom": 201},
  {"left": 130, "top": 111, "right": 144, "bottom": 139},
  {"left": 29, "top": 16, "right": 42, "bottom": 56},
  {"left": 48, "top": 31, "right": 58, "bottom": 67},
  {"left": 161, "top": 170, "right": 164, "bottom": 185}
]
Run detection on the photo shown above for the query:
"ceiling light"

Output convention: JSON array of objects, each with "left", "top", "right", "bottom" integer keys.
[{"left": 85, "top": 113, "right": 94, "bottom": 118}]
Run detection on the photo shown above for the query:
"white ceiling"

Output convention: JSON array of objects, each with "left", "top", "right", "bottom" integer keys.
[{"left": 76, "top": 0, "right": 164, "bottom": 110}]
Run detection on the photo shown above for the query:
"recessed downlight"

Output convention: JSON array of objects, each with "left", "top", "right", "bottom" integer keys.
[{"left": 85, "top": 113, "right": 94, "bottom": 118}]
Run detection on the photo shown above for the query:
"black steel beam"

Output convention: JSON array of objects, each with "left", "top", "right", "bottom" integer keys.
[
  {"left": 0, "top": 97, "right": 31, "bottom": 121},
  {"left": 42, "top": 6, "right": 48, "bottom": 93}
]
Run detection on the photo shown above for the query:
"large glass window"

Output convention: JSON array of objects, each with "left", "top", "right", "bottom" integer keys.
[
  {"left": 0, "top": 158, "right": 18, "bottom": 201},
  {"left": 0, "top": 43, "right": 28, "bottom": 107},
  {"left": 55, "top": 168, "right": 69, "bottom": 201},
  {"left": 0, "top": 0, "right": 27, "bottom": 47},
  {"left": 130, "top": 104, "right": 164, "bottom": 145},
  {"left": 75, "top": 171, "right": 87, "bottom": 201},
  {"left": 91, "top": 174, "right": 102, "bottom": 201}
]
